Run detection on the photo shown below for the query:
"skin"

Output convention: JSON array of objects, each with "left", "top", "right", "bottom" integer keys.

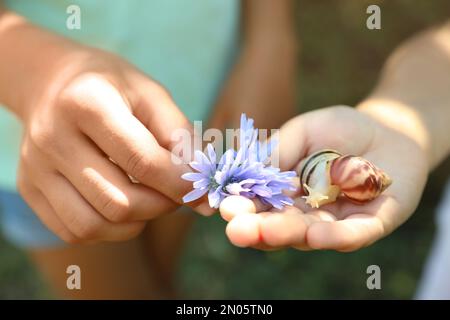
[
  {"left": 0, "top": 1, "right": 297, "bottom": 298},
  {"left": 220, "top": 24, "right": 450, "bottom": 252}
]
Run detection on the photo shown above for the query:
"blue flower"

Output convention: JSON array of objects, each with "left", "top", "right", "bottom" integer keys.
[{"left": 182, "top": 114, "right": 296, "bottom": 209}]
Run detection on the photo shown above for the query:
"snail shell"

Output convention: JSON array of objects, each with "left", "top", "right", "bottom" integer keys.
[
  {"left": 299, "top": 149, "right": 392, "bottom": 208},
  {"left": 330, "top": 155, "right": 392, "bottom": 204},
  {"left": 299, "top": 149, "right": 341, "bottom": 208}
]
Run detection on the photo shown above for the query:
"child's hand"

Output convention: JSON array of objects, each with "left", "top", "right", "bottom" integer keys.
[
  {"left": 15, "top": 46, "right": 198, "bottom": 244},
  {"left": 219, "top": 106, "right": 428, "bottom": 252}
]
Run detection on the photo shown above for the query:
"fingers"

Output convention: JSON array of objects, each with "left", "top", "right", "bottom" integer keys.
[
  {"left": 259, "top": 210, "right": 309, "bottom": 248},
  {"left": 20, "top": 115, "right": 146, "bottom": 243},
  {"left": 71, "top": 77, "right": 192, "bottom": 204},
  {"left": 306, "top": 213, "right": 386, "bottom": 252},
  {"left": 54, "top": 132, "right": 177, "bottom": 222},
  {"left": 226, "top": 213, "right": 263, "bottom": 247},
  {"left": 225, "top": 207, "right": 385, "bottom": 252},
  {"left": 276, "top": 115, "right": 308, "bottom": 171},
  {"left": 132, "top": 76, "right": 194, "bottom": 150},
  {"left": 31, "top": 169, "right": 145, "bottom": 243},
  {"left": 223, "top": 200, "right": 321, "bottom": 249},
  {"left": 224, "top": 208, "right": 310, "bottom": 249},
  {"left": 220, "top": 194, "right": 389, "bottom": 252},
  {"left": 17, "top": 173, "right": 78, "bottom": 244},
  {"left": 220, "top": 196, "right": 307, "bottom": 248},
  {"left": 134, "top": 79, "right": 221, "bottom": 216},
  {"left": 219, "top": 196, "right": 269, "bottom": 222}
]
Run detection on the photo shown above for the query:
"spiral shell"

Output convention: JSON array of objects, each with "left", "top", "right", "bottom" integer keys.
[
  {"left": 298, "top": 149, "right": 341, "bottom": 208},
  {"left": 330, "top": 155, "right": 392, "bottom": 204},
  {"left": 298, "top": 149, "right": 392, "bottom": 208}
]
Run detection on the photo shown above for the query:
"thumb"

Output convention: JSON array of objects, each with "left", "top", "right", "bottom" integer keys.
[
  {"left": 131, "top": 76, "right": 217, "bottom": 215},
  {"left": 276, "top": 114, "right": 308, "bottom": 171},
  {"left": 132, "top": 76, "right": 193, "bottom": 151}
]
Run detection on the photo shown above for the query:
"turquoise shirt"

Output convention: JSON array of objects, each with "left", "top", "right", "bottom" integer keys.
[{"left": 0, "top": 0, "right": 239, "bottom": 191}]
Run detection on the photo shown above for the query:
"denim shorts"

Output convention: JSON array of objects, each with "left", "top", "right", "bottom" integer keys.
[{"left": 0, "top": 188, "right": 64, "bottom": 249}]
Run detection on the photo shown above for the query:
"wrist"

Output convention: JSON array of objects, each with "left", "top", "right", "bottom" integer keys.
[{"left": 0, "top": 11, "right": 82, "bottom": 120}]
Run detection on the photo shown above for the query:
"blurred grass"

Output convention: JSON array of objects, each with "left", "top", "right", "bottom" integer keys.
[
  {"left": 1, "top": 0, "right": 450, "bottom": 299},
  {"left": 0, "top": 240, "right": 50, "bottom": 299}
]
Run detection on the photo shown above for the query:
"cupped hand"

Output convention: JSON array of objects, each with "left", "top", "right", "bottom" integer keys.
[
  {"left": 16, "top": 46, "right": 203, "bottom": 244},
  {"left": 219, "top": 106, "right": 429, "bottom": 252}
]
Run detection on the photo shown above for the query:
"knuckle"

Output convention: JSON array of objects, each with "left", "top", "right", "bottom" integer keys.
[
  {"left": 126, "top": 150, "right": 153, "bottom": 181},
  {"left": 58, "top": 73, "right": 111, "bottom": 119},
  {"left": 29, "top": 124, "right": 55, "bottom": 151},
  {"left": 28, "top": 125, "right": 68, "bottom": 160},
  {"left": 19, "top": 143, "right": 34, "bottom": 167},
  {"left": 99, "top": 195, "right": 131, "bottom": 223},
  {"left": 81, "top": 169, "right": 133, "bottom": 222},
  {"left": 146, "top": 79, "right": 172, "bottom": 98},
  {"left": 90, "top": 182, "right": 132, "bottom": 222},
  {"left": 155, "top": 83, "right": 173, "bottom": 100},
  {"left": 60, "top": 233, "right": 81, "bottom": 245},
  {"left": 71, "top": 219, "right": 103, "bottom": 240},
  {"left": 61, "top": 73, "right": 109, "bottom": 101}
]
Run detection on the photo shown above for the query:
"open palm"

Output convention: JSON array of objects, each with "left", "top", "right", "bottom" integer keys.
[{"left": 219, "top": 106, "right": 428, "bottom": 251}]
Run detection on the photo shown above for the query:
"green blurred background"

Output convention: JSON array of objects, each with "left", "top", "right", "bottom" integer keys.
[{"left": 1, "top": 0, "right": 450, "bottom": 299}]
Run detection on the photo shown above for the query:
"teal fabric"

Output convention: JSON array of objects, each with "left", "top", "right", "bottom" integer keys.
[{"left": 0, "top": 0, "right": 240, "bottom": 191}]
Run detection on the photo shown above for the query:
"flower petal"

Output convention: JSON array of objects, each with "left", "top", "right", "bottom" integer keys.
[
  {"left": 225, "top": 183, "right": 250, "bottom": 195},
  {"left": 182, "top": 187, "right": 208, "bottom": 203},
  {"left": 194, "top": 150, "right": 211, "bottom": 166},
  {"left": 189, "top": 161, "right": 210, "bottom": 173},
  {"left": 208, "top": 188, "right": 222, "bottom": 208},
  {"left": 193, "top": 178, "right": 209, "bottom": 189},
  {"left": 181, "top": 172, "right": 206, "bottom": 181},
  {"left": 218, "top": 149, "right": 235, "bottom": 171},
  {"left": 207, "top": 144, "right": 216, "bottom": 165},
  {"left": 251, "top": 185, "right": 272, "bottom": 198}
]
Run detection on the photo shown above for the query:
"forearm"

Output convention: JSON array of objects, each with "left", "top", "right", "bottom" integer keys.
[
  {"left": 212, "top": 0, "right": 298, "bottom": 129},
  {"left": 241, "top": 0, "right": 298, "bottom": 126},
  {"left": 0, "top": 9, "right": 80, "bottom": 119},
  {"left": 357, "top": 24, "right": 450, "bottom": 170},
  {"left": 242, "top": 0, "right": 297, "bottom": 49}
]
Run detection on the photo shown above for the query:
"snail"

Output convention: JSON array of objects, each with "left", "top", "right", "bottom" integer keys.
[{"left": 298, "top": 149, "right": 392, "bottom": 208}]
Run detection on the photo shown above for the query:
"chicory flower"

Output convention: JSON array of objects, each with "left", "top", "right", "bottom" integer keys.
[{"left": 182, "top": 114, "right": 296, "bottom": 209}]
